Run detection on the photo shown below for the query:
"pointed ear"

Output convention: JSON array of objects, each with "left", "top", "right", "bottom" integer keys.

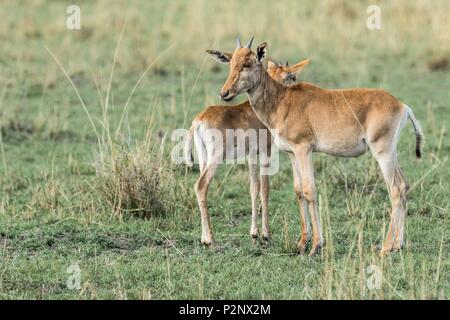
[
  {"left": 256, "top": 42, "right": 268, "bottom": 62},
  {"left": 267, "top": 60, "right": 276, "bottom": 71},
  {"left": 206, "top": 50, "right": 233, "bottom": 64},
  {"left": 289, "top": 58, "right": 310, "bottom": 74}
]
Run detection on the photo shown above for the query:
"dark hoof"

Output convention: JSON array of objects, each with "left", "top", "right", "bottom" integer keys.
[
  {"left": 308, "top": 244, "right": 322, "bottom": 257},
  {"left": 297, "top": 238, "right": 311, "bottom": 255},
  {"left": 297, "top": 245, "right": 307, "bottom": 255},
  {"left": 201, "top": 239, "right": 214, "bottom": 247}
]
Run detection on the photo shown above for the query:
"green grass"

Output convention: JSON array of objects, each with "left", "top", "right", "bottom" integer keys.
[{"left": 0, "top": 0, "right": 449, "bottom": 299}]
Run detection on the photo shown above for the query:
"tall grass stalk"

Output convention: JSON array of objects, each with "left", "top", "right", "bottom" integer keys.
[{"left": 46, "top": 26, "right": 179, "bottom": 219}]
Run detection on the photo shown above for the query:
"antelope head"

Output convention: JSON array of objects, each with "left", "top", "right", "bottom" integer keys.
[
  {"left": 206, "top": 36, "right": 268, "bottom": 101},
  {"left": 267, "top": 58, "right": 310, "bottom": 85}
]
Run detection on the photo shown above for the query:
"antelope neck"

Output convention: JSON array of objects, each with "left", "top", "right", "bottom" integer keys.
[{"left": 246, "top": 68, "right": 286, "bottom": 128}]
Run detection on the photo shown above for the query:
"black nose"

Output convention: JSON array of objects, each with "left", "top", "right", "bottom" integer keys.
[{"left": 220, "top": 90, "right": 230, "bottom": 100}]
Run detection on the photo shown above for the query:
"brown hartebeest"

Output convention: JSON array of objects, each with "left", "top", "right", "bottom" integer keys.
[
  {"left": 185, "top": 44, "right": 309, "bottom": 245},
  {"left": 215, "top": 37, "right": 423, "bottom": 256}
]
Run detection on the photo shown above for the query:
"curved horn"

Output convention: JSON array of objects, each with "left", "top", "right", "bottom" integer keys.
[
  {"left": 245, "top": 36, "right": 254, "bottom": 49},
  {"left": 236, "top": 35, "right": 242, "bottom": 49}
]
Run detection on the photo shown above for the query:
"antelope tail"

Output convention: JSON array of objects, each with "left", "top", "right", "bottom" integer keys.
[
  {"left": 405, "top": 105, "right": 424, "bottom": 159},
  {"left": 184, "top": 122, "right": 197, "bottom": 167}
]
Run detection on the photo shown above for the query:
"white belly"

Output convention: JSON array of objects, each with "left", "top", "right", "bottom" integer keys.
[{"left": 314, "top": 138, "right": 368, "bottom": 157}]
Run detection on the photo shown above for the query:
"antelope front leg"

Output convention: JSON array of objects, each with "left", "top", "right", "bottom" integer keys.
[
  {"left": 248, "top": 161, "right": 260, "bottom": 242},
  {"left": 259, "top": 145, "right": 271, "bottom": 242},
  {"left": 194, "top": 163, "right": 218, "bottom": 246},
  {"left": 259, "top": 167, "right": 271, "bottom": 241},
  {"left": 288, "top": 153, "right": 310, "bottom": 253},
  {"left": 295, "top": 147, "right": 323, "bottom": 256}
]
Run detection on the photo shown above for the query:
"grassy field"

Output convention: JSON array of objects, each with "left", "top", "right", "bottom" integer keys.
[{"left": 0, "top": 0, "right": 448, "bottom": 299}]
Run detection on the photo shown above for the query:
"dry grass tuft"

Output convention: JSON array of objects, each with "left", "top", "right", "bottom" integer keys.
[{"left": 93, "top": 139, "right": 172, "bottom": 219}]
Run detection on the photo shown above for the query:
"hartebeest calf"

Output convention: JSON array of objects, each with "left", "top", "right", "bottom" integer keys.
[
  {"left": 185, "top": 42, "right": 309, "bottom": 245},
  {"left": 215, "top": 37, "right": 423, "bottom": 256}
]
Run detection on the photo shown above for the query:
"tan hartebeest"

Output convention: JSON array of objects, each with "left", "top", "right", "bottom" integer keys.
[
  {"left": 215, "top": 37, "right": 423, "bottom": 256},
  {"left": 185, "top": 46, "right": 309, "bottom": 245}
]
